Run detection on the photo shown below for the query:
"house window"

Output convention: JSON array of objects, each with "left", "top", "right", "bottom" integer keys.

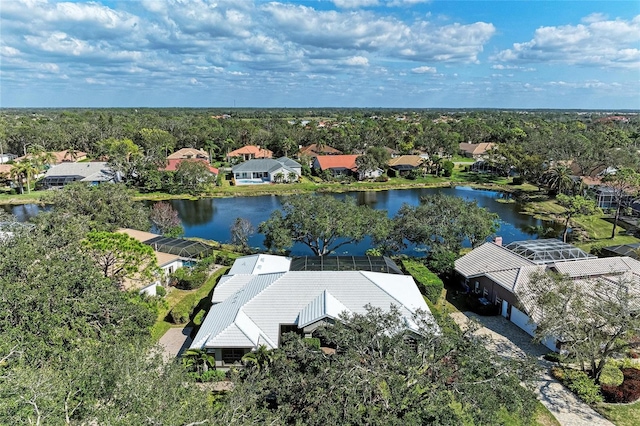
[
  {"left": 474, "top": 281, "right": 479, "bottom": 293},
  {"left": 221, "top": 348, "right": 246, "bottom": 364}
]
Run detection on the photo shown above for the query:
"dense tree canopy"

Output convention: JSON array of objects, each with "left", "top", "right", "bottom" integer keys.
[
  {"left": 215, "top": 307, "right": 539, "bottom": 425},
  {"left": 259, "top": 195, "right": 389, "bottom": 256}
]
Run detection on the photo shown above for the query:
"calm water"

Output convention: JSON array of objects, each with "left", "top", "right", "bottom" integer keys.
[{"left": 3, "top": 187, "right": 559, "bottom": 256}]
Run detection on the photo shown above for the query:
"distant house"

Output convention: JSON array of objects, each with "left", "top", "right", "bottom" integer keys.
[
  {"left": 163, "top": 148, "right": 218, "bottom": 175},
  {"left": 459, "top": 142, "right": 495, "bottom": 159},
  {"left": 453, "top": 238, "right": 640, "bottom": 351},
  {"left": 232, "top": 157, "right": 301, "bottom": 185},
  {"left": 117, "top": 228, "right": 185, "bottom": 296},
  {"left": 298, "top": 144, "right": 342, "bottom": 159},
  {"left": 15, "top": 150, "right": 87, "bottom": 165},
  {"left": 168, "top": 148, "right": 210, "bottom": 161},
  {"left": 190, "top": 254, "right": 437, "bottom": 368},
  {"left": 388, "top": 155, "right": 425, "bottom": 176},
  {"left": 313, "top": 155, "right": 359, "bottom": 178},
  {"left": 41, "top": 162, "right": 118, "bottom": 188},
  {"left": 227, "top": 145, "right": 273, "bottom": 162},
  {"left": 312, "top": 154, "right": 382, "bottom": 180}
]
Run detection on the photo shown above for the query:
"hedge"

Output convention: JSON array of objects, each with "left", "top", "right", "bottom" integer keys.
[
  {"left": 602, "top": 368, "right": 640, "bottom": 403},
  {"left": 401, "top": 259, "right": 444, "bottom": 304},
  {"left": 169, "top": 267, "right": 229, "bottom": 325}
]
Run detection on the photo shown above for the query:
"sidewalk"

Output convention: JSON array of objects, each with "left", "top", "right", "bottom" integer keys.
[{"left": 450, "top": 312, "right": 614, "bottom": 426}]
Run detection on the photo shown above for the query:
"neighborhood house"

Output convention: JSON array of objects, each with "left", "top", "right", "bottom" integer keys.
[
  {"left": 191, "top": 254, "right": 436, "bottom": 368},
  {"left": 232, "top": 157, "right": 302, "bottom": 185}
]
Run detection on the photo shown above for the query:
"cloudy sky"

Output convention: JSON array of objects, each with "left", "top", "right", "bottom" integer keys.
[{"left": 1, "top": 0, "right": 639, "bottom": 109}]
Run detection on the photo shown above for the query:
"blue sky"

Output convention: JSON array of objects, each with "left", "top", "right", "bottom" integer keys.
[{"left": 1, "top": 0, "right": 638, "bottom": 109}]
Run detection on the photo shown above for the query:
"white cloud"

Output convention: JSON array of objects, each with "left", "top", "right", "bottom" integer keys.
[
  {"left": 495, "top": 15, "right": 640, "bottom": 69},
  {"left": 411, "top": 66, "right": 436, "bottom": 73},
  {"left": 333, "top": 0, "right": 380, "bottom": 8},
  {"left": 345, "top": 56, "right": 369, "bottom": 66}
]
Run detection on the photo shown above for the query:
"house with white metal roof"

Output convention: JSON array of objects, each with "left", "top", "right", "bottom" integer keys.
[
  {"left": 231, "top": 157, "right": 301, "bottom": 185},
  {"left": 192, "top": 254, "right": 435, "bottom": 367},
  {"left": 455, "top": 238, "right": 640, "bottom": 351}
]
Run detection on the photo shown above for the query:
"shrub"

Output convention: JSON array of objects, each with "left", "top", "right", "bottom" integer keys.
[
  {"left": 375, "top": 174, "right": 389, "bottom": 182},
  {"left": 600, "top": 363, "right": 624, "bottom": 386},
  {"left": 303, "top": 337, "right": 321, "bottom": 349},
  {"left": 602, "top": 368, "right": 640, "bottom": 403},
  {"left": 155, "top": 285, "right": 167, "bottom": 297},
  {"left": 543, "top": 352, "right": 564, "bottom": 363},
  {"left": 199, "top": 369, "right": 227, "bottom": 382},
  {"left": 193, "top": 309, "right": 206, "bottom": 326},
  {"left": 171, "top": 267, "right": 207, "bottom": 290},
  {"left": 553, "top": 367, "right": 603, "bottom": 404},
  {"left": 402, "top": 260, "right": 444, "bottom": 304},
  {"left": 512, "top": 176, "right": 525, "bottom": 185}
]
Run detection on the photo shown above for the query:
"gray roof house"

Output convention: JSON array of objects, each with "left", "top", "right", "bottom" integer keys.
[
  {"left": 232, "top": 157, "right": 302, "bottom": 185},
  {"left": 455, "top": 239, "right": 640, "bottom": 351},
  {"left": 41, "top": 162, "right": 119, "bottom": 188},
  {"left": 191, "top": 254, "right": 436, "bottom": 367}
]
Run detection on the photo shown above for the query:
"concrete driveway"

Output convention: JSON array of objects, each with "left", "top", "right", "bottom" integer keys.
[
  {"left": 451, "top": 312, "right": 614, "bottom": 426},
  {"left": 159, "top": 326, "right": 193, "bottom": 361}
]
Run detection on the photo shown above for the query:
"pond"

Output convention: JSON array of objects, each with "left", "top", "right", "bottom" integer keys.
[{"left": 2, "top": 187, "right": 560, "bottom": 256}]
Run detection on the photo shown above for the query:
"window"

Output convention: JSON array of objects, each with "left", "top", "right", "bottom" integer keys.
[{"left": 221, "top": 348, "right": 246, "bottom": 364}]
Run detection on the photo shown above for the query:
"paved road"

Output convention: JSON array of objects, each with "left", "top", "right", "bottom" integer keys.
[{"left": 450, "top": 312, "right": 614, "bottom": 426}]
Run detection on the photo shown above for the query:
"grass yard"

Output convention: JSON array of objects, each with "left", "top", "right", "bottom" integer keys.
[
  {"left": 595, "top": 401, "right": 640, "bottom": 426},
  {"left": 150, "top": 266, "right": 229, "bottom": 341}
]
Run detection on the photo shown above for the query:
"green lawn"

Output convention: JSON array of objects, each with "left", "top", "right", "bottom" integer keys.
[{"left": 595, "top": 401, "right": 640, "bottom": 426}]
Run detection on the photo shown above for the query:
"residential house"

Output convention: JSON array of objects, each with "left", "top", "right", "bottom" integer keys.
[
  {"left": 0, "top": 153, "right": 18, "bottom": 164},
  {"left": 298, "top": 144, "right": 342, "bottom": 159},
  {"left": 454, "top": 238, "right": 640, "bottom": 351},
  {"left": 163, "top": 148, "right": 218, "bottom": 175},
  {"left": 190, "top": 254, "right": 436, "bottom": 368},
  {"left": 387, "top": 155, "right": 425, "bottom": 176},
  {"left": 15, "top": 150, "right": 88, "bottom": 165},
  {"left": 313, "top": 155, "right": 383, "bottom": 180},
  {"left": 41, "top": 162, "right": 119, "bottom": 188},
  {"left": 227, "top": 145, "right": 273, "bottom": 163},
  {"left": 459, "top": 142, "right": 495, "bottom": 159},
  {"left": 232, "top": 157, "right": 302, "bottom": 185}
]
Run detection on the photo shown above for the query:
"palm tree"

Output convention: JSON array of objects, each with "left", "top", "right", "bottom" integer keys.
[
  {"left": 242, "top": 345, "right": 273, "bottom": 371},
  {"left": 9, "top": 160, "right": 37, "bottom": 194},
  {"left": 182, "top": 348, "right": 216, "bottom": 376},
  {"left": 545, "top": 164, "right": 574, "bottom": 195}
]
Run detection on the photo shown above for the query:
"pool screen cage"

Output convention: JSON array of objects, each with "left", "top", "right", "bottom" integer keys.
[
  {"left": 143, "top": 236, "right": 214, "bottom": 259},
  {"left": 504, "top": 238, "right": 595, "bottom": 265},
  {"left": 289, "top": 256, "right": 403, "bottom": 274}
]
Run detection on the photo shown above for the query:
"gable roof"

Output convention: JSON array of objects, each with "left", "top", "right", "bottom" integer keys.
[
  {"left": 228, "top": 254, "right": 292, "bottom": 275},
  {"left": 388, "top": 155, "right": 424, "bottom": 168},
  {"left": 314, "top": 155, "right": 359, "bottom": 171},
  {"left": 227, "top": 145, "right": 273, "bottom": 159},
  {"left": 167, "top": 148, "right": 209, "bottom": 160},
  {"left": 552, "top": 256, "right": 640, "bottom": 278},
  {"left": 459, "top": 142, "right": 495, "bottom": 156},
  {"left": 454, "top": 242, "right": 536, "bottom": 278},
  {"left": 192, "top": 255, "right": 435, "bottom": 351}
]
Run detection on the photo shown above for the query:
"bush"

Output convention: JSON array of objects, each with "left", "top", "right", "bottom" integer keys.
[
  {"left": 552, "top": 367, "right": 603, "bottom": 404},
  {"left": 375, "top": 174, "right": 389, "bottom": 182},
  {"left": 155, "top": 286, "right": 166, "bottom": 297},
  {"left": 543, "top": 352, "right": 565, "bottom": 363},
  {"left": 199, "top": 369, "right": 227, "bottom": 383},
  {"left": 512, "top": 176, "right": 525, "bottom": 185},
  {"left": 303, "top": 337, "right": 321, "bottom": 349},
  {"left": 171, "top": 267, "right": 207, "bottom": 290},
  {"left": 602, "top": 368, "right": 640, "bottom": 403},
  {"left": 600, "top": 363, "right": 624, "bottom": 386},
  {"left": 402, "top": 260, "right": 444, "bottom": 304},
  {"left": 193, "top": 309, "right": 206, "bottom": 326}
]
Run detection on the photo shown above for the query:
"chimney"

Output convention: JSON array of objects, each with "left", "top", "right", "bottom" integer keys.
[{"left": 494, "top": 236, "right": 503, "bottom": 246}]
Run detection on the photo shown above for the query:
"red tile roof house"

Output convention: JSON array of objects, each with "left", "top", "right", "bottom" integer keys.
[
  {"left": 313, "top": 155, "right": 383, "bottom": 180},
  {"left": 226, "top": 145, "right": 273, "bottom": 163},
  {"left": 298, "top": 144, "right": 343, "bottom": 158},
  {"left": 163, "top": 148, "right": 218, "bottom": 175}
]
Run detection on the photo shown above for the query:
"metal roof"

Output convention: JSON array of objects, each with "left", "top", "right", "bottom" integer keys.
[
  {"left": 228, "top": 254, "right": 291, "bottom": 275},
  {"left": 552, "top": 256, "right": 640, "bottom": 278},
  {"left": 601, "top": 243, "right": 640, "bottom": 260},
  {"left": 290, "top": 256, "right": 403, "bottom": 274},
  {"left": 504, "top": 239, "right": 595, "bottom": 264},
  {"left": 191, "top": 257, "right": 435, "bottom": 351},
  {"left": 454, "top": 242, "right": 535, "bottom": 278},
  {"left": 231, "top": 158, "right": 299, "bottom": 174}
]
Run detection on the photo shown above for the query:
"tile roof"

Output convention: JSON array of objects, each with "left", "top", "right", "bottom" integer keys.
[
  {"left": 314, "top": 154, "right": 359, "bottom": 171},
  {"left": 388, "top": 155, "right": 424, "bottom": 168},
  {"left": 162, "top": 158, "right": 218, "bottom": 174},
  {"left": 227, "top": 145, "right": 273, "bottom": 159},
  {"left": 117, "top": 228, "right": 160, "bottom": 242},
  {"left": 167, "top": 148, "right": 209, "bottom": 160},
  {"left": 459, "top": 142, "right": 495, "bottom": 156},
  {"left": 298, "top": 144, "right": 342, "bottom": 157}
]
